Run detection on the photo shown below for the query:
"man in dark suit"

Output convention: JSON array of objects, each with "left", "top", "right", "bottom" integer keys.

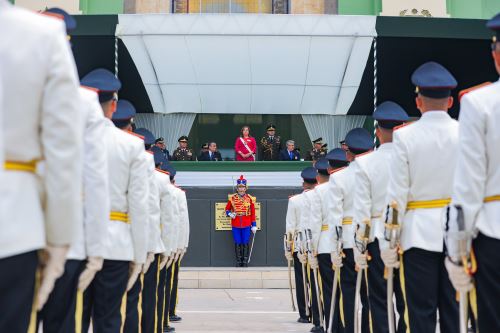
[
  {"left": 199, "top": 142, "right": 222, "bottom": 161},
  {"left": 279, "top": 140, "right": 301, "bottom": 161}
]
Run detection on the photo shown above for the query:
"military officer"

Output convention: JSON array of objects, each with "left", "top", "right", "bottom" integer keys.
[
  {"left": 352, "top": 101, "right": 408, "bottom": 333},
  {"left": 225, "top": 175, "right": 257, "bottom": 267},
  {"left": 80, "top": 69, "right": 149, "bottom": 333},
  {"left": 330, "top": 128, "right": 373, "bottom": 333},
  {"left": 0, "top": 2, "right": 83, "bottom": 332},
  {"left": 259, "top": 124, "right": 282, "bottom": 161},
  {"left": 172, "top": 136, "right": 195, "bottom": 161},
  {"left": 285, "top": 171, "right": 311, "bottom": 324},
  {"left": 382, "top": 62, "right": 459, "bottom": 333},
  {"left": 306, "top": 138, "right": 328, "bottom": 162},
  {"left": 445, "top": 14, "right": 500, "bottom": 333},
  {"left": 38, "top": 9, "right": 110, "bottom": 333}
]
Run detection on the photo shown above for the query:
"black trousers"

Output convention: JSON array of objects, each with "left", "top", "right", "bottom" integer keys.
[
  {"left": 367, "top": 240, "right": 406, "bottom": 333},
  {"left": 0, "top": 251, "right": 38, "bottom": 333},
  {"left": 82, "top": 259, "right": 129, "bottom": 333},
  {"left": 142, "top": 254, "right": 160, "bottom": 333},
  {"left": 401, "top": 248, "right": 458, "bottom": 333},
  {"left": 293, "top": 252, "right": 308, "bottom": 320},
  {"left": 156, "top": 264, "right": 168, "bottom": 333},
  {"left": 318, "top": 253, "right": 343, "bottom": 332},
  {"left": 309, "top": 266, "right": 321, "bottom": 327},
  {"left": 340, "top": 249, "right": 370, "bottom": 333},
  {"left": 474, "top": 232, "right": 500, "bottom": 332},
  {"left": 39, "top": 259, "right": 85, "bottom": 333},
  {"left": 124, "top": 274, "right": 143, "bottom": 333},
  {"left": 163, "top": 264, "right": 174, "bottom": 328},
  {"left": 168, "top": 259, "right": 180, "bottom": 316}
]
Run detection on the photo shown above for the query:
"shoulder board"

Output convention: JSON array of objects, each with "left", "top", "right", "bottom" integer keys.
[
  {"left": 146, "top": 150, "right": 154, "bottom": 155},
  {"left": 80, "top": 85, "right": 99, "bottom": 93},
  {"left": 355, "top": 150, "right": 373, "bottom": 158},
  {"left": 288, "top": 193, "right": 299, "bottom": 199},
  {"left": 155, "top": 168, "right": 170, "bottom": 176},
  {"left": 329, "top": 166, "right": 347, "bottom": 175},
  {"left": 175, "top": 185, "right": 185, "bottom": 192},
  {"left": 458, "top": 82, "right": 492, "bottom": 102},
  {"left": 125, "top": 130, "right": 145, "bottom": 140},
  {"left": 40, "top": 11, "right": 64, "bottom": 20},
  {"left": 394, "top": 122, "right": 414, "bottom": 131}
]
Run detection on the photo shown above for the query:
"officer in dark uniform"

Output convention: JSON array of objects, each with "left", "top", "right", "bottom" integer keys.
[
  {"left": 172, "top": 136, "right": 195, "bottom": 161},
  {"left": 306, "top": 138, "right": 328, "bottom": 162},
  {"left": 151, "top": 137, "right": 170, "bottom": 162},
  {"left": 259, "top": 124, "right": 282, "bottom": 161}
]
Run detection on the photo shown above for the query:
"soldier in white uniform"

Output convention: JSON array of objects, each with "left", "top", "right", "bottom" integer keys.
[
  {"left": 284, "top": 176, "right": 311, "bottom": 324},
  {"left": 0, "top": 2, "right": 82, "bottom": 332},
  {"left": 353, "top": 102, "right": 408, "bottom": 333},
  {"left": 305, "top": 157, "right": 344, "bottom": 333},
  {"left": 330, "top": 128, "right": 373, "bottom": 333},
  {"left": 36, "top": 9, "right": 110, "bottom": 333},
  {"left": 298, "top": 167, "right": 323, "bottom": 332},
  {"left": 382, "top": 62, "right": 459, "bottom": 333},
  {"left": 80, "top": 69, "right": 149, "bottom": 333},
  {"left": 446, "top": 14, "right": 500, "bottom": 333}
]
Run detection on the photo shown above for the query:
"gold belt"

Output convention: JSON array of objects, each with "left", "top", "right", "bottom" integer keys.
[
  {"left": 4, "top": 160, "right": 37, "bottom": 173},
  {"left": 406, "top": 198, "right": 451, "bottom": 210},
  {"left": 110, "top": 211, "right": 129, "bottom": 224},
  {"left": 342, "top": 217, "right": 353, "bottom": 225},
  {"left": 484, "top": 195, "right": 500, "bottom": 203},
  {"left": 321, "top": 225, "right": 329, "bottom": 231}
]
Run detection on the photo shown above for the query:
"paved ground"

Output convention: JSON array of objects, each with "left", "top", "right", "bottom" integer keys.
[{"left": 171, "top": 289, "right": 310, "bottom": 333}]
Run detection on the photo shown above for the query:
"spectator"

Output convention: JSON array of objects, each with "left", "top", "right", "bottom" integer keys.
[
  {"left": 151, "top": 137, "right": 170, "bottom": 161},
  {"left": 279, "top": 140, "right": 301, "bottom": 161},
  {"left": 172, "top": 136, "right": 196, "bottom": 161},
  {"left": 234, "top": 126, "right": 257, "bottom": 161},
  {"left": 199, "top": 142, "right": 222, "bottom": 161},
  {"left": 198, "top": 143, "right": 209, "bottom": 160}
]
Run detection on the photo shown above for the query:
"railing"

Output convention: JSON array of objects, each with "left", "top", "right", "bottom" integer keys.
[
  {"left": 171, "top": 0, "right": 338, "bottom": 14},
  {"left": 170, "top": 161, "right": 312, "bottom": 171}
]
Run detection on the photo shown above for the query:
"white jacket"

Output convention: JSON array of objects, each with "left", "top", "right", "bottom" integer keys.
[
  {"left": 305, "top": 182, "right": 336, "bottom": 254},
  {"left": 102, "top": 120, "right": 149, "bottom": 263},
  {"left": 452, "top": 80, "right": 500, "bottom": 239},
  {"left": 0, "top": 2, "right": 82, "bottom": 258},
  {"left": 285, "top": 193, "right": 305, "bottom": 253},
  {"left": 68, "top": 87, "right": 109, "bottom": 260},
  {"left": 353, "top": 143, "right": 393, "bottom": 246},
  {"left": 145, "top": 153, "right": 165, "bottom": 255},
  {"left": 386, "top": 111, "right": 458, "bottom": 252},
  {"left": 330, "top": 165, "right": 356, "bottom": 250},
  {"left": 176, "top": 188, "right": 190, "bottom": 250},
  {"left": 156, "top": 170, "right": 177, "bottom": 256},
  {"left": 170, "top": 187, "right": 183, "bottom": 252}
]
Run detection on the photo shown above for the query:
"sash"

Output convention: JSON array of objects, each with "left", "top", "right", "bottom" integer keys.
[{"left": 239, "top": 137, "right": 255, "bottom": 161}]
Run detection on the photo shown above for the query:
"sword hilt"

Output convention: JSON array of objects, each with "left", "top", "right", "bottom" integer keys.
[{"left": 385, "top": 201, "right": 401, "bottom": 249}]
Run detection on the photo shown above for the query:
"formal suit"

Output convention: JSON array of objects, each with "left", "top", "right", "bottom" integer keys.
[
  {"left": 199, "top": 150, "right": 222, "bottom": 161},
  {"left": 0, "top": 3, "right": 82, "bottom": 331},
  {"left": 386, "top": 111, "right": 459, "bottom": 333},
  {"left": 279, "top": 149, "right": 301, "bottom": 161},
  {"left": 452, "top": 80, "right": 500, "bottom": 333}
]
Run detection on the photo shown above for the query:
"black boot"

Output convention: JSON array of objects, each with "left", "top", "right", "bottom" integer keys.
[
  {"left": 242, "top": 244, "right": 249, "bottom": 267},
  {"left": 234, "top": 244, "right": 240, "bottom": 267}
]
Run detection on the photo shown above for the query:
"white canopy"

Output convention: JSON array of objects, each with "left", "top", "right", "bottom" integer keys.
[{"left": 117, "top": 14, "right": 376, "bottom": 115}]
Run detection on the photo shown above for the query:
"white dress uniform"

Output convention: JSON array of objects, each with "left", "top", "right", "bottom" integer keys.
[
  {"left": 0, "top": 2, "right": 82, "bottom": 331},
  {"left": 329, "top": 165, "right": 355, "bottom": 250},
  {"left": 145, "top": 152, "right": 165, "bottom": 257},
  {"left": 306, "top": 182, "right": 335, "bottom": 254},
  {"left": 452, "top": 79, "right": 500, "bottom": 332}
]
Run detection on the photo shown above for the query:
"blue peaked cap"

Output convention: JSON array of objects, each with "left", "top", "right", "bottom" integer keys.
[
  {"left": 45, "top": 8, "right": 76, "bottom": 32},
  {"left": 411, "top": 62, "right": 457, "bottom": 98},
  {"left": 315, "top": 158, "right": 329, "bottom": 173},
  {"left": 81, "top": 69, "right": 121, "bottom": 102},
  {"left": 162, "top": 163, "right": 176, "bottom": 179},
  {"left": 487, "top": 13, "right": 500, "bottom": 39},
  {"left": 134, "top": 128, "right": 155, "bottom": 146},
  {"left": 301, "top": 167, "right": 318, "bottom": 182},
  {"left": 326, "top": 148, "right": 347, "bottom": 162},
  {"left": 113, "top": 100, "right": 136, "bottom": 121},
  {"left": 345, "top": 128, "right": 373, "bottom": 152},
  {"left": 373, "top": 101, "right": 409, "bottom": 129}
]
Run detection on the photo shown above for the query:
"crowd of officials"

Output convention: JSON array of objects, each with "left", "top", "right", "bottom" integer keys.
[{"left": 1, "top": 5, "right": 188, "bottom": 333}]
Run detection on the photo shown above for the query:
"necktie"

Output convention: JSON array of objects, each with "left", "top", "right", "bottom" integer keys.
[
  {"left": 289, "top": 151, "right": 292, "bottom": 160},
  {"left": 210, "top": 152, "right": 213, "bottom": 160}
]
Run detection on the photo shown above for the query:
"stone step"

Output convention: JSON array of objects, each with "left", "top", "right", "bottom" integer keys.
[{"left": 179, "top": 267, "right": 296, "bottom": 289}]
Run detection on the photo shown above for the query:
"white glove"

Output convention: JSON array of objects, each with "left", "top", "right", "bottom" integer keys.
[
  {"left": 174, "top": 249, "right": 181, "bottom": 261},
  {"left": 284, "top": 251, "right": 293, "bottom": 261},
  {"left": 37, "top": 245, "right": 69, "bottom": 310},
  {"left": 78, "top": 256, "right": 103, "bottom": 291},
  {"left": 308, "top": 253, "right": 319, "bottom": 270},
  {"left": 251, "top": 226, "right": 257, "bottom": 234},
  {"left": 159, "top": 253, "right": 169, "bottom": 270},
  {"left": 297, "top": 252, "right": 307, "bottom": 264},
  {"left": 229, "top": 212, "right": 236, "bottom": 219},
  {"left": 354, "top": 247, "right": 368, "bottom": 270},
  {"left": 142, "top": 252, "right": 155, "bottom": 274},
  {"left": 381, "top": 248, "right": 400, "bottom": 269},
  {"left": 179, "top": 248, "right": 186, "bottom": 262},
  {"left": 445, "top": 258, "right": 473, "bottom": 292},
  {"left": 126, "top": 262, "right": 143, "bottom": 291},
  {"left": 330, "top": 251, "right": 343, "bottom": 269},
  {"left": 166, "top": 257, "right": 174, "bottom": 269}
]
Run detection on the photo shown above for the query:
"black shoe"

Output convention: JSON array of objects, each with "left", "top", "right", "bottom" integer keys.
[
  {"left": 310, "top": 326, "right": 324, "bottom": 333},
  {"left": 163, "top": 326, "right": 175, "bottom": 332},
  {"left": 169, "top": 315, "right": 182, "bottom": 322},
  {"left": 297, "top": 317, "right": 309, "bottom": 323}
]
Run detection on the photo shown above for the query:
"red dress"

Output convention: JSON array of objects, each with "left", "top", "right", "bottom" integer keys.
[{"left": 234, "top": 136, "right": 257, "bottom": 161}]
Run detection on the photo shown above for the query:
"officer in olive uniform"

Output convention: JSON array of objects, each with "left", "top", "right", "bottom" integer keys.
[
  {"left": 172, "top": 136, "right": 195, "bottom": 161},
  {"left": 306, "top": 138, "right": 328, "bottom": 162},
  {"left": 259, "top": 124, "right": 282, "bottom": 161}
]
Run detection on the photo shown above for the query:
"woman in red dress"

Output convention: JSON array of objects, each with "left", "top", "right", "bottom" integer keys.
[{"left": 234, "top": 125, "right": 257, "bottom": 161}]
